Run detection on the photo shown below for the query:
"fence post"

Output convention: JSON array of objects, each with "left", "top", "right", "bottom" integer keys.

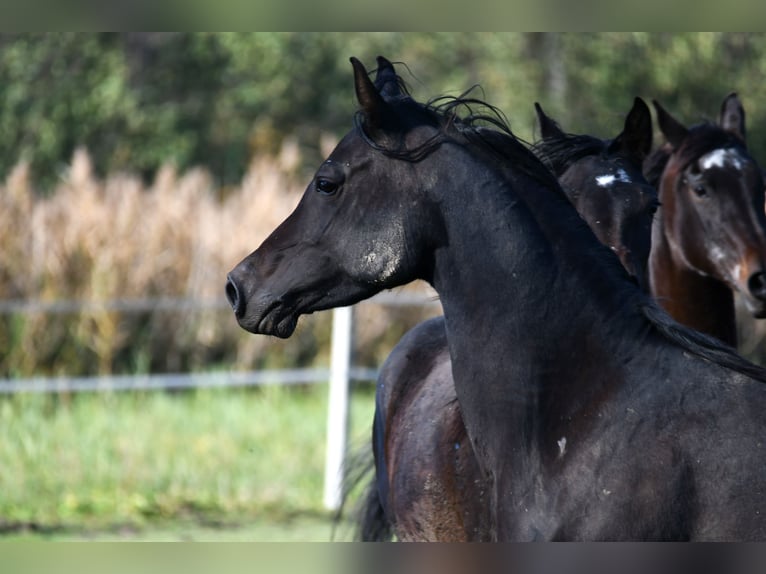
[{"left": 323, "top": 305, "right": 353, "bottom": 511}]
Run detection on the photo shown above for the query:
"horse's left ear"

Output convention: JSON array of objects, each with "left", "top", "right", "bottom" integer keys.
[
  {"left": 610, "top": 97, "right": 653, "bottom": 162},
  {"left": 653, "top": 100, "right": 689, "bottom": 149},
  {"left": 351, "top": 56, "right": 389, "bottom": 130},
  {"left": 719, "top": 92, "right": 746, "bottom": 144},
  {"left": 374, "top": 56, "right": 404, "bottom": 101},
  {"left": 534, "top": 102, "right": 565, "bottom": 140}
]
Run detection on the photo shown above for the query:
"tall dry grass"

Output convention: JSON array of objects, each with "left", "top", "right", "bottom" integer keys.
[{"left": 0, "top": 142, "right": 438, "bottom": 378}]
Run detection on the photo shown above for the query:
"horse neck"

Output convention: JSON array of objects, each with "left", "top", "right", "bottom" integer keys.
[
  {"left": 649, "top": 219, "right": 737, "bottom": 346},
  {"left": 429, "top": 157, "right": 648, "bottom": 471}
]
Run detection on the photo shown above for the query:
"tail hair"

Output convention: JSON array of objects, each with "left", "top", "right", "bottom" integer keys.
[{"left": 332, "top": 442, "right": 394, "bottom": 542}]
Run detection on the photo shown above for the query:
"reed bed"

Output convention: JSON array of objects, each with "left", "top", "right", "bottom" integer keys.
[
  {"left": 0, "top": 142, "right": 438, "bottom": 378},
  {"left": 6, "top": 142, "right": 760, "bottom": 378}
]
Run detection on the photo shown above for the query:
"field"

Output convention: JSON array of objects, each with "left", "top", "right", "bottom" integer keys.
[{"left": 0, "top": 383, "right": 377, "bottom": 541}]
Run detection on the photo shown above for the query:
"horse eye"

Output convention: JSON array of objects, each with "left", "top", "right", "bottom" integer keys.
[
  {"left": 693, "top": 184, "right": 708, "bottom": 197},
  {"left": 315, "top": 178, "right": 339, "bottom": 196}
]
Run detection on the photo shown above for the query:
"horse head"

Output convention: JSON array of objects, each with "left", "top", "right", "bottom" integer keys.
[
  {"left": 534, "top": 98, "right": 658, "bottom": 290},
  {"left": 225, "top": 57, "right": 444, "bottom": 336},
  {"left": 652, "top": 96, "right": 766, "bottom": 320}
]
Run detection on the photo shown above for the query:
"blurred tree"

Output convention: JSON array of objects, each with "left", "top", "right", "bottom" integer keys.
[{"left": 0, "top": 33, "right": 764, "bottom": 192}]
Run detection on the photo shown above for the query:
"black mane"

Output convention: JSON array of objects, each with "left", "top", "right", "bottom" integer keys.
[
  {"left": 445, "top": 111, "right": 766, "bottom": 384},
  {"left": 531, "top": 132, "right": 610, "bottom": 177},
  {"left": 355, "top": 86, "right": 561, "bottom": 192}
]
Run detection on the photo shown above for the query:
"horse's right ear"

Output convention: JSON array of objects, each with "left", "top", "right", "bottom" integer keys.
[
  {"left": 653, "top": 100, "right": 689, "bottom": 149},
  {"left": 351, "top": 56, "right": 388, "bottom": 129},
  {"left": 719, "top": 92, "right": 746, "bottom": 144},
  {"left": 612, "top": 97, "right": 653, "bottom": 162},
  {"left": 535, "top": 102, "right": 565, "bottom": 140}
]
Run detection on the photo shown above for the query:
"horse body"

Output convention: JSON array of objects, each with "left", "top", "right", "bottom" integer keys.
[
  {"left": 648, "top": 95, "right": 766, "bottom": 346},
  {"left": 373, "top": 316, "right": 491, "bottom": 541},
  {"left": 226, "top": 56, "right": 766, "bottom": 540},
  {"left": 366, "top": 97, "right": 658, "bottom": 541}
]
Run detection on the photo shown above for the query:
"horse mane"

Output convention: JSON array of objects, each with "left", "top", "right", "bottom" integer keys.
[
  {"left": 641, "top": 302, "right": 766, "bottom": 382},
  {"left": 463, "top": 114, "right": 766, "bottom": 383},
  {"left": 355, "top": 86, "right": 561, "bottom": 192},
  {"left": 531, "top": 132, "right": 610, "bottom": 177}
]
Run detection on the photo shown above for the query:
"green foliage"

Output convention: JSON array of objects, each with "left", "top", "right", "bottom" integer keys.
[
  {"left": 3, "top": 33, "right": 766, "bottom": 376},
  {"left": 555, "top": 33, "right": 766, "bottom": 157},
  {"left": 2, "top": 33, "right": 766, "bottom": 191}
]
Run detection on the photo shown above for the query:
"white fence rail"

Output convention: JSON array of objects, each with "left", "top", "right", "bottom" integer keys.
[
  {"left": 0, "top": 289, "right": 441, "bottom": 511},
  {"left": 0, "top": 366, "right": 379, "bottom": 394}
]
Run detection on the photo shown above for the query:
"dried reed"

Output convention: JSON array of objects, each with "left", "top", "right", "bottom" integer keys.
[{"left": 0, "top": 142, "right": 438, "bottom": 377}]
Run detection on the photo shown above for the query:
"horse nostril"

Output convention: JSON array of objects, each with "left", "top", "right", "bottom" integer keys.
[
  {"left": 225, "top": 275, "right": 244, "bottom": 317},
  {"left": 747, "top": 271, "right": 766, "bottom": 301}
]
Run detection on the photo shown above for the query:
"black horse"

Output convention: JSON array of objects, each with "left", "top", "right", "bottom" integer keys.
[
  {"left": 358, "top": 95, "right": 658, "bottom": 542},
  {"left": 226, "top": 56, "right": 766, "bottom": 540}
]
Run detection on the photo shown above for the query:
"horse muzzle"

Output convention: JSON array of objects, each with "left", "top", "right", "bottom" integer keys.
[{"left": 225, "top": 271, "right": 299, "bottom": 338}]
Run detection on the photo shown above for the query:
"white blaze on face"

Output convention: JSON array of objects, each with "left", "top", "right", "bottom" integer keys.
[
  {"left": 700, "top": 148, "right": 744, "bottom": 171},
  {"left": 596, "top": 168, "right": 632, "bottom": 188}
]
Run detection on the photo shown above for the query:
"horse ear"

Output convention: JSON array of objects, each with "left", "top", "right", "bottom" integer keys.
[
  {"left": 653, "top": 100, "right": 689, "bottom": 149},
  {"left": 535, "top": 102, "right": 565, "bottom": 139},
  {"left": 610, "top": 97, "right": 653, "bottom": 162},
  {"left": 719, "top": 92, "right": 746, "bottom": 144},
  {"left": 374, "top": 56, "right": 404, "bottom": 100},
  {"left": 351, "top": 56, "right": 388, "bottom": 129}
]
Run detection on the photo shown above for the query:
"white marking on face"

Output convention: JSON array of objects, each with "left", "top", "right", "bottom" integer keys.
[
  {"left": 363, "top": 236, "right": 403, "bottom": 284},
  {"left": 596, "top": 174, "right": 615, "bottom": 187},
  {"left": 557, "top": 437, "right": 567, "bottom": 457},
  {"left": 700, "top": 148, "right": 744, "bottom": 171},
  {"left": 710, "top": 246, "right": 726, "bottom": 263},
  {"left": 596, "top": 168, "right": 632, "bottom": 187}
]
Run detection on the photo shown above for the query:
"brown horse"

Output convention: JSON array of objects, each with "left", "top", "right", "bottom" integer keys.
[
  {"left": 226, "top": 56, "right": 766, "bottom": 540},
  {"left": 356, "top": 96, "right": 658, "bottom": 541},
  {"left": 647, "top": 94, "right": 766, "bottom": 346}
]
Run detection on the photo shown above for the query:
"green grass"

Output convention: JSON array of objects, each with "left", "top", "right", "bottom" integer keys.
[{"left": 0, "top": 383, "right": 376, "bottom": 541}]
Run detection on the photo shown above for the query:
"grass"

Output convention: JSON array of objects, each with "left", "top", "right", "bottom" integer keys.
[{"left": 0, "top": 383, "right": 377, "bottom": 541}]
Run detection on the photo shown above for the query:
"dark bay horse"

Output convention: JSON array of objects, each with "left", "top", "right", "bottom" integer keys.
[
  {"left": 226, "top": 56, "right": 766, "bottom": 540},
  {"left": 646, "top": 94, "right": 766, "bottom": 347},
  {"left": 358, "top": 96, "right": 659, "bottom": 542}
]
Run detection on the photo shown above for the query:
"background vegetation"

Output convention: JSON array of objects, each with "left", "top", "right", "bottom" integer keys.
[
  {"left": 3, "top": 32, "right": 766, "bottom": 377},
  {"left": 3, "top": 33, "right": 766, "bottom": 539},
  {"left": 3, "top": 33, "right": 766, "bottom": 192}
]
